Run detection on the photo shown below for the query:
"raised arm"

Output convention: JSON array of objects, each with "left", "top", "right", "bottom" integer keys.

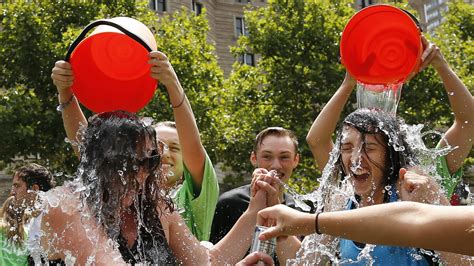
[
  {"left": 258, "top": 203, "right": 474, "bottom": 256},
  {"left": 149, "top": 51, "right": 206, "bottom": 188},
  {"left": 306, "top": 73, "right": 356, "bottom": 170},
  {"left": 51, "top": 61, "right": 87, "bottom": 155},
  {"left": 418, "top": 36, "right": 474, "bottom": 174}
]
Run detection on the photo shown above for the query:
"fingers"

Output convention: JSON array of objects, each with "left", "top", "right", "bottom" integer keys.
[
  {"left": 398, "top": 168, "right": 407, "bottom": 181},
  {"left": 257, "top": 206, "right": 276, "bottom": 226},
  {"left": 238, "top": 252, "right": 274, "bottom": 266},
  {"left": 421, "top": 35, "right": 429, "bottom": 50},
  {"left": 51, "top": 61, "right": 74, "bottom": 90},
  {"left": 251, "top": 168, "right": 269, "bottom": 196},
  {"left": 258, "top": 226, "right": 280, "bottom": 241},
  {"left": 149, "top": 51, "right": 168, "bottom": 61}
]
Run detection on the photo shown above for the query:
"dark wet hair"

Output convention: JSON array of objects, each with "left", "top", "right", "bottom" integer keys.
[
  {"left": 15, "top": 163, "right": 54, "bottom": 192},
  {"left": 78, "top": 111, "right": 173, "bottom": 240},
  {"left": 336, "top": 109, "right": 418, "bottom": 202}
]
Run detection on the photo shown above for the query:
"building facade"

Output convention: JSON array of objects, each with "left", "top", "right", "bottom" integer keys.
[
  {"left": 149, "top": 0, "right": 459, "bottom": 76},
  {"left": 150, "top": 0, "right": 266, "bottom": 75}
]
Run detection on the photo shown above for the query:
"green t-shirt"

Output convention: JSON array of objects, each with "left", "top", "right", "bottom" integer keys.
[
  {"left": 437, "top": 154, "right": 463, "bottom": 198},
  {"left": 173, "top": 153, "right": 219, "bottom": 241},
  {"left": 0, "top": 227, "right": 28, "bottom": 266}
]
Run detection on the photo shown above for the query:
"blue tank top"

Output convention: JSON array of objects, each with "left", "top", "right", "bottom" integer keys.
[{"left": 339, "top": 187, "right": 430, "bottom": 266}]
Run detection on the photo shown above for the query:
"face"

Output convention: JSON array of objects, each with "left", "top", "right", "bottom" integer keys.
[
  {"left": 154, "top": 125, "right": 184, "bottom": 187},
  {"left": 340, "top": 126, "right": 387, "bottom": 203},
  {"left": 250, "top": 135, "right": 299, "bottom": 183},
  {"left": 10, "top": 173, "right": 36, "bottom": 205},
  {"left": 11, "top": 173, "right": 28, "bottom": 201},
  {"left": 120, "top": 134, "right": 160, "bottom": 209}
]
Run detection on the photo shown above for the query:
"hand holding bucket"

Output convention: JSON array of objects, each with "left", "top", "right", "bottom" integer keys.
[
  {"left": 340, "top": 5, "right": 422, "bottom": 113},
  {"left": 66, "top": 17, "right": 157, "bottom": 113}
]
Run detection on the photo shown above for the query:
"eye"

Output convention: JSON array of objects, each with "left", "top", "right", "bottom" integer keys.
[
  {"left": 170, "top": 146, "right": 180, "bottom": 152},
  {"left": 341, "top": 145, "right": 352, "bottom": 152}
]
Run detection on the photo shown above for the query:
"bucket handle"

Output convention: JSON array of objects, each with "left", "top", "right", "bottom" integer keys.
[{"left": 65, "top": 19, "right": 153, "bottom": 62}]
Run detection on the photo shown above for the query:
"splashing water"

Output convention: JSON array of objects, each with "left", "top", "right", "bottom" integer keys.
[{"left": 285, "top": 120, "right": 473, "bottom": 264}]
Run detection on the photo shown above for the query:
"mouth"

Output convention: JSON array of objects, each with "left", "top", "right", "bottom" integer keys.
[
  {"left": 161, "top": 163, "right": 174, "bottom": 169},
  {"left": 351, "top": 172, "right": 370, "bottom": 182}
]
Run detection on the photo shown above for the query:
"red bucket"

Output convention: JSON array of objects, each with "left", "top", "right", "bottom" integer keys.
[
  {"left": 340, "top": 5, "right": 422, "bottom": 85},
  {"left": 66, "top": 17, "right": 157, "bottom": 113}
]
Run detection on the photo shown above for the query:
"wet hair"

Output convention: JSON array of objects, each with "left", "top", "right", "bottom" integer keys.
[
  {"left": 78, "top": 111, "right": 173, "bottom": 240},
  {"left": 253, "top": 127, "right": 299, "bottom": 154},
  {"left": 15, "top": 163, "right": 54, "bottom": 192},
  {"left": 336, "top": 109, "right": 418, "bottom": 202},
  {"left": 0, "top": 196, "right": 26, "bottom": 246}
]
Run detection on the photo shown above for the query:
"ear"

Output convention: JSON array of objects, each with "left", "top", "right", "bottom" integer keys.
[
  {"left": 31, "top": 184, "right": 40, "bottom": 191},
  {"left": 293, "top": 153, "right": 300, "bottom": 168},
  {"left": 250, "top": 151, "right": 258, "bottom": 167}
]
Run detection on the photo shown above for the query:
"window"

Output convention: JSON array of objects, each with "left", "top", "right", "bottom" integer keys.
[
  {"left": 357, "top": 0, "right": 373, "bottom": 9},
  {"left": 239, "top": 53, "right": 255, "bottom": 66},
  {"left": 235, "top": 0, "right": 251, "bottom": 3},
  {"left": 150, "top": 0, "right": 166, "bottom": 12},
  {"left": 192, "top": 1, "right": 203, "bottom": 16},
  {"left": 235, "top": 17, "right": 248, "bottom": 37}
]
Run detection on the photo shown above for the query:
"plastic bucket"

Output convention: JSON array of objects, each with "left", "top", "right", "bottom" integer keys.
[
  {"left": 66, "top": 17, "right": 157, "bottom": 113},
  {"left": 340, "top": 5, "right": 422, "bottom": 85}
]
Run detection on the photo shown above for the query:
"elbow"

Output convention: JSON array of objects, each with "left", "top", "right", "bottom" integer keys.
[{"left": 306, "top": 135, "right": 319, "bottom": 150}]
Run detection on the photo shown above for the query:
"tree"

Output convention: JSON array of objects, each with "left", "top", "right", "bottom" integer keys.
[
  {"left": 214, "top": 0, "right": 356, "bottom": 191},
  {"left": 0, "top": 1, "right": 224, "bottom": 181},
  {"left": 218, "top": 0, "right": 473, "bottom": 192}
]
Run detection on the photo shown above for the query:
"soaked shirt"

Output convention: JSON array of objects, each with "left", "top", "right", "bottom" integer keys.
[
  {"left": 339, "top": 187, "right": 431, "bottom": 266},
  {"left": 117, "top": 217, "right": 177, "bottom": 265}
]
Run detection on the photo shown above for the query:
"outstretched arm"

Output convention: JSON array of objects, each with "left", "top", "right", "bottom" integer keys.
[
  {"left": 418, "top": 36, "right": 474, "bottom": 174},
  {"left": 306, "top": 73, "right": 356, "bottom": 170},
  {"left": 51, "top": 61, "right": 87, "bottom": 155},
  {"left": 258, "top": 203, "right": 474, "bottom": 256},
  {"left": 149, "top": 51, "right": 206, "bottom": 189},
  {"left": 165, "top": 188, "right": 268, "bottom": 265}
]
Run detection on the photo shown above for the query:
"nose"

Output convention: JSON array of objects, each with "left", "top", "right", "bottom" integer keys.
[
  {"left": 270, "top": 158, "right": 282, "bottom": 170},
  {"left": 161, "top": 145, "right": 170, "bottom": 159},
  {"left": 350, "top": 148, "right": 363, "bottom": 171}
]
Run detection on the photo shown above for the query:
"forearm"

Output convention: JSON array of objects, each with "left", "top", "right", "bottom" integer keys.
[
  {"left": 167, "top": 81, "right": 206, "bottom": 185},
  {"left": 58, "top": 89, "right": 86, "bottom": 155},
  {"left": 319, "top": 202, "right": 474, "bottom": 256},
  {"left": 210, "top": 209, "right": 259, "bottom": 264},
  {"left": 435, "top": 64, "right": 474, "bottom": 172},
  {"left": 306, "top": 80, "right": 354, "bottom": 169},
  {"left": 435, "top": 64, "right": 474, "bottom": 123},
  {"left": 276, "top": 236, "right": 301, "bottom": 264}
]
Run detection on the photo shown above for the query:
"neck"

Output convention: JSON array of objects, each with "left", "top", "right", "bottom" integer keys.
[{"left": 358, "top": 189, "right": 385, "bottom": 207}]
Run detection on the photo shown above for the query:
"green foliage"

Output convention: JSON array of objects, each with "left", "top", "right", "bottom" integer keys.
[
  {"left": 0, "top": 0, "right": 472, "bottom": 190},
  {"left": 222, "top": 0, "right": 473, "bottom": 192},
  {"left": 140, "top": 8, "right": 224, "bottom": 161},
  {"left": 221, "top": 0, "right": 355, "bottom": 192},
  {"left": 0, "top": 1, "right": 220, "bottom": 177}
]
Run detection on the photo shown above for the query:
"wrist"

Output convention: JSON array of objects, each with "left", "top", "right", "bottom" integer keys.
[
  {"left": 56, "top": 94, "right": 76, "bottom": 112},
  {"left": 433, "top": 60, "right": 450, "bottom": 73},
  {"left": 58, "top": 88, "right": 73, "bottom": 101}
]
